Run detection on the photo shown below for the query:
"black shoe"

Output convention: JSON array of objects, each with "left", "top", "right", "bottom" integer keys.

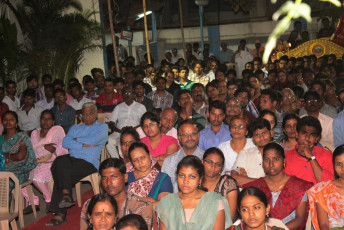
[{"left": 23, "top": 205, "right": 40, "bottom": 215}]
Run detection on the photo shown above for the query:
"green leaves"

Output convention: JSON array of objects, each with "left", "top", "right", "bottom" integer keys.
[{"left": 319, "top": 0, "right": 341, "bottom": 7}]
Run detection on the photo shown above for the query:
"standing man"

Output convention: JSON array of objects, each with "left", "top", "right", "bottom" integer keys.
[
  {"left": 46, "top": 103, "right": 108, "bottom": 227},
  {"left": 95, "top": 78, "right": 123, "bottom": 113},
  {"left": 199, "top": 100, "right": 231, "bottom": 150},
  {"left": 107, "top": 86, "right": 146, "bottom": 158},
  {"left": 51, "top": 89, "right": 76, "bottom": 134},
  {"left": 3, "top": 80, "right": 20, "bottom": 111},
  {"left": 218, "top": 42, "right": 233, "bottom": 64},
  {"left": 162, "top": 120, "right": 204, "bottom": 192}
]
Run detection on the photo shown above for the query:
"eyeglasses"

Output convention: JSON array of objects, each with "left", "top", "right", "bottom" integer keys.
[
  {"left": 142, "top": 122, "right": 157, "bottom": 129},
  {"left": 124, "top": 92, "right": 133, "bottom": 95},
  {"left": 231, "top": 124, "right": 246, "bottom": 130},
  {"left": 283, "top": 94, "right": 294, "bottom": 99},
  {"left": 179, "top": 132, "right": 198, "bottom": 139},
  {"left": 120, "top": 140, "right": 136, "bottom": 147},
  {"left": 204, "top": 159, "right": 222, "bottom": 168},
  {"left": 305, "top": 99, "right": 319, "bottom": 104}
]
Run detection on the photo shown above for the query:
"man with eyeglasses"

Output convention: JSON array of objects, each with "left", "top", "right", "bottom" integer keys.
[
  {"left": 301, "top": 90, "right": 334, "bottom": 148},
  {"left": 162, "top": 119, "right": 204, "bottom": 192},
  {"left": 199, "top": 100, "right": 231, "bottom": 151},
  {"left": 106, "top": 86, "right": 146, "bottom": 158}
]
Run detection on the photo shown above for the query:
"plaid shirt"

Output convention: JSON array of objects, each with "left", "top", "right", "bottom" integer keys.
[
  {"left": 188, "top": 72, "right": 210, "bottom": 87},
  {"left": 246, "top": 100, "right": 259, "bottom": 118},
  {"left": 146, "top": 90, "right": 173, "bottom": 110}
]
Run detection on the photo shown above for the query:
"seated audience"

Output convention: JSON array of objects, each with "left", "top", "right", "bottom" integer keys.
[
  {"left": 307, "top": 144, "right": 344, "bottom": 229},
  {"left": 107, "top": 86, "right": 146, "bottom": 158},
  {"left": 83, "top": 76, "right": 98, "bottom": 103},
  {"left": 68, "top": 82, "right": 92, "bottom": 114},
  {"left": 2, "top": 111, "right": 37, "bottom": 193},
  {"left": 243, "top": 143, "right": 312, "bottom": 229},
  {"left": 95, "top": 78, "right": 123, "bottom": 113},
  {"left": 86, "top": 194, "right": 118, "bottom": 230},
  {"left": 133, "top": 80, "right": 154, "bottom": 112},
  {"left": 281, "top": 88, "right": 298, "bottom": 114},
  {"left": 231, "top": 118, "right": 273, "bottom": 187},
  {"left": 146, "top": 76, "right": 173, "bottom": 113},
  {"left": 52, "top": 79, "right": 73, "bottom": 103},
  {"left": 3, "top": 80, "right": 20, "bottom": 111},
  {"left": 46, "top": 102, "right": 108, "bottom": 227},
  {"left": 279, "top": 113, "right": 300, "bottom": 153},
  {"left": 234, "top": 87, "right": 259, "bottom": 119},
  {"left": 162, "top": 120, "right": 204, "bottom": 192},
  {"left": 17, "top": 88, "right": 44, "bottom": 135},
  {"left": 19, "top": 75, "right": 44, "bottom": 106},
  {"left": 0, "top": 87, "right": 9, "bottom": 119},
  {"left": 191, "top": 83, "right": 208, "bottom": 121},
  {"left": 219, "top": 115, "right": 255, "bottom": 173},
  {"left": 140, "top": 112, "right": 179, "bottom": 166},
  {"left": 80, "top": 158, "right": 154, "bottom": 230},
  {"left": 165, "top": 70, "right": 181, "bottom": 109},
  {"left": 284, "top": 116, "right": 334, "bottom": 185},
  {"left": 22, "top": 110, "right": 68, "bottom": 214},
  {"left": 116, "top": 214, "right": 148, "bottom": 230},
  {"left": 199, "top": 100, "right": 231, "bottom": 150},
  {"left": 259, "top": 109, "right": 281, "bottom": 142},
  {"left": 36, "top": 83, "right": 55, "bottom": 110},
  {"left": 127, "top": 142, "right": 172, "bottom": 205},
  {"left": 228, "top": 187, "right": 285, "bottom": 230},
  {"left": 175, "top": 90, "right": 206, "bottom": 131},
  {"left": 156, "top": 155, "right": 232, "bottom": 230},
  {"left": 51, "top": 88, "right": 76, "bottom": 134},
  {"left": 202, "top": 147, "right": 239, "bottom": 221}
]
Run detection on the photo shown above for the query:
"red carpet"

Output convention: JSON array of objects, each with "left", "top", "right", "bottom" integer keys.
[{"left": 24, "top": 190, "right": 94, "bottom": 230}]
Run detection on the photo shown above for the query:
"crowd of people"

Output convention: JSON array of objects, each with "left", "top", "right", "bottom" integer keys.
[{"left": 1, "top": 35, "right": 344, "bottom": 230}]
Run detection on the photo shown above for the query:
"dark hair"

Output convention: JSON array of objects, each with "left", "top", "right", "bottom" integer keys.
[
  {"left": 249, "top": 118, "right": 271, "bottom": 136},
  {"left": 303, "top": 90, "right": 321, "bottom": 101},
  {"left": 176, "top": 155, "right": 205, "bottom": 178},
  {"left": 234, "top": 87, "right": 251, "bottom": 100},
  {"left": 237, "top": 187, "right": 268, "bottom": 218},
  {"left": 209, "top": 100, "right": 226, "bottom": 114},
  {"left": 120, "top": 127, "right": 140, "bottom": 143},
  {"left": 132, "top": 80, "right": 145, "bottom": 89},
  {"left": 26, "top": 74, "right": 38, "bottom": 84},
  {"left": 87, "top": 194, "right": 118, "bottom": 230},
  {"left": 156, "top": 76, "right": 167, "bottom": 84},
  {"left": 296, "top": 116, "right": 322, "bottom": 137},
  {"left": 116, "top": 214, "right": 148, "bottom": 230},
  {"left": 42, "top": 74, "right": 52, "bottom": 82},
  {"left": 192, "top": 60, "right": 203, "bottom": 70},
  {"left": 70, "top": 82, "right": 82, "bottom": 90},
  {"left": 191, "top": 83, "right": 205, "bottom": 92},
  {"left": 53, "top": 88, "right": 66, "bottom": 97},
  {"left": 178, "top": 66, "right": 189, "bottom": 73},
  {"left": 311, "top": 79, "right": 326, "bottom": 93},
  {"left": 140, "top": 111, "right": 160, "bottom": 127},
  {"left": 282, "top": 113, "right": 300, "bottom": 129},
  {"left": 40, "top": 109, "right": 55, "bottom": 121},
  {"left": 333, "top": 144, "right": 344, "bottom": 179},
  {"left": 44, "top": 83, "right": 54, "bottom": 91},
  {"left": 291, "top": 85, "right": 305, "bottom": 99},
  {"left": 5, "top": 80, "right": 16, "bottom": 87},
  {"left": 99, "top": 158, "right": 126, "bottom": 176},
  {"left": 259, "top": 110, "right": 277, "bottom": 128},
  {"left": 68, "top": 77, "right": 79, "bottom": 85},
  {"left": 23, "top": 88, "right": 36, "bottom": 98},
  {"left": 203, "top": 147, "right": 225, "bottom": 166},
  {"left": 84, "top": 77, "right": 95, "bottom": 85},
  {"left": 260, "top": 89, "right": 277, "bottom": 102},
  {"left": 128, "top": 142, "right": 150, "bottom": 163},
  {"left": 113, "top": 77, "right": 125, "bottom": 85},
  {"left": 178, "top": 89, "right": 192, "bottom": 101},
  {"left": 263, "top": 142, "right": 285, "bottom": 159},
  {"left": 177, "top": 119, "right": 199, "bottom": 134},
  {"left": 53, "top": 79, "right": 65, "bottom": 88},
  {"left": 206, "top": 80, "right": 219, "bottom": 92},
  {"left": 2, "top": 111, "right": 20, "bottom": 134}
]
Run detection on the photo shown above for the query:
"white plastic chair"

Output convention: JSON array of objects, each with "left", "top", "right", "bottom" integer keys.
[{"left": 0, "top": 172, "right": 20, "bottom": 230}]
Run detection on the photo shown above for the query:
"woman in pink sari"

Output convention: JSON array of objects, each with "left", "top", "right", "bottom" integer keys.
[{"left": 22, "top": 110, "right": 68, "bottom": 213}]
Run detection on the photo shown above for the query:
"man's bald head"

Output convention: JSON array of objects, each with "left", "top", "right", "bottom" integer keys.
[{"left": 160, "top": 108, "right": 178, "bottom": 134}]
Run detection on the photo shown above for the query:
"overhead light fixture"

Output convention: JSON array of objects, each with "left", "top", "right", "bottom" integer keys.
[{"left": 136, "top": 11, "right": 152, "bottom": 21}]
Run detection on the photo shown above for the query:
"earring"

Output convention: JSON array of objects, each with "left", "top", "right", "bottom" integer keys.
[
  {"left": 266, "top": 213, "right": 270, "bottom": 218},
  {"left": 283, "top": 163, "right": 286, "bottom": 168}
]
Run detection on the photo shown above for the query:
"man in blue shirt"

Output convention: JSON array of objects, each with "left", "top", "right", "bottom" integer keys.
[
  {"left": 199, "top": 100, "right": 232, "bottom": 150},
  {"left": 46, "top": 102, "right": 108, "bottom": 227}
]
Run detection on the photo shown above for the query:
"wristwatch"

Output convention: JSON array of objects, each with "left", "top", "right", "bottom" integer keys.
[{"left": 309, "top": 156, "right": 316, "bottom": 161}]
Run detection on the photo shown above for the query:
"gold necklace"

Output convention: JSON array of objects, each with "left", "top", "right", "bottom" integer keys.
[{"left": 266, "top": 174, "right": 287, "bottom": 195}]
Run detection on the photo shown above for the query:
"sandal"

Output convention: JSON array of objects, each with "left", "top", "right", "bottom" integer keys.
[
  {"left": 58, "top": 193, "right": 74, "bottom": 209},
  {"left": 45, "top": 213, "right": 66, "bottom": 228}
]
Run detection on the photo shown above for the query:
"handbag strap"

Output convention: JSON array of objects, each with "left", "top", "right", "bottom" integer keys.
[{"left": 153, "top": 173, "right": 167, "bottom": 200}]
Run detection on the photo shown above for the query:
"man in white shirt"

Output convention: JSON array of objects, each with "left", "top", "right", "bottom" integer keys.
[
  {"left": 36, "top": 84, "right": 55, "bottom": 109},
  {"left": 3, "top": 80, "right": 20, "bottom": 111},
  {"left": 171, "top": 48, "right": 183, "bottom": 64},
  {"left": 68, "top": 82, "right": 92, "bottom": 112},
  {"left": 107, "top": 86, "right": 146, "bottom": 158},
  {"left": 17, "top": 89, "right": 44, "bottom": 135}
]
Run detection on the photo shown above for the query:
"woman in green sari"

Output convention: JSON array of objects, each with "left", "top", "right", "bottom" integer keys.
[
  {"left": 1, "top": 111, "right": 37, "bottom": 187},
  {"left": 155, "top": 155, "right": 232, "bottom": 230}
]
